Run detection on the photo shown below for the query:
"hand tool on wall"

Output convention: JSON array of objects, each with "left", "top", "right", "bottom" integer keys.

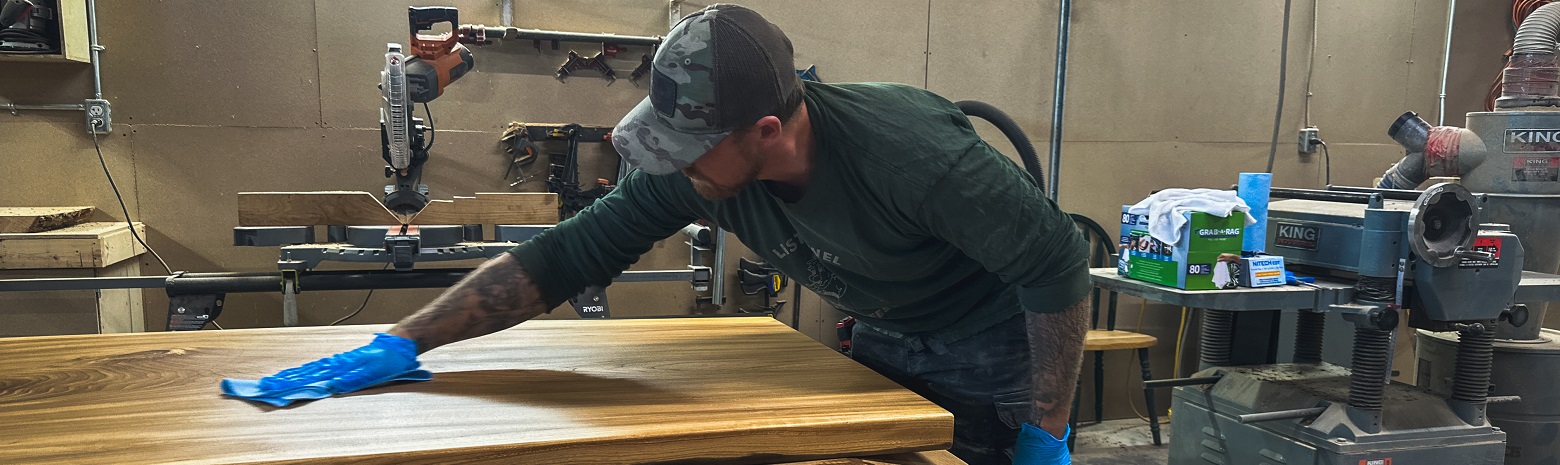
[
  {"left": 548, "top": 125, "right": 617, "bottom": 218},
  {"left": 738, "top": 257, "right": 787, "bottom": 315},
  {"left": 630, "top": 54, "right": 653, "bottom": 81},
  {"left": 453, "top": 20, "right": 660, "bottom": 83},
  {"left": 556, "top": 49, "right": 616, "bottom": 83},
  {"left": 503, "top": 123, "right": 616, "bottom": 219},
  {"left": 500, "top": 122, "right": 541, "bottom": 186}
]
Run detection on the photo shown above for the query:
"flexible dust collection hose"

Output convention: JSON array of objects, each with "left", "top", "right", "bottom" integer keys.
[
  {"left": 955, "top": 100, "right": 1045, "bottom": 193},
  {"left": 1501, "top": 2, "right": 1560, "bottom": 107},
  {"left": 1514, "top": 2, "right": 1560, "bottom": 55}
]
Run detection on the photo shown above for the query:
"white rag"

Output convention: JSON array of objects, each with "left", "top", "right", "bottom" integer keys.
[{"left": 1127, "top": 188, "right": 1257, "bottom": 245}]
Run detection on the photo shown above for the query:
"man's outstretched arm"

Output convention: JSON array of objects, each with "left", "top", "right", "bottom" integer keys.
[
  {"left": 1025, "top": 297, "right": 1090, "bottom": 436},
  {"left": 388, "top": 253, "right": 551, "bottom": 353}
]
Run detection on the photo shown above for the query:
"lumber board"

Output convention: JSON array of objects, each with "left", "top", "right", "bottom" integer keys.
[
  {"left": 0, "top": 317, "right": 953, "bottom": 464},
  {"left": 409, "top": 192, "right": 559, "bottom": 225},
  {"left": 0, "top": 206, "right": 93, "bottom": 233},
  {"left": 237, "top": 192, "right": 559, "bottom": 226},
  {"left": 236, "top": 191, "right": 402, "bottom": 226},
  {"left": 0, "top": 222, "right": 145, "bottom": 269}
]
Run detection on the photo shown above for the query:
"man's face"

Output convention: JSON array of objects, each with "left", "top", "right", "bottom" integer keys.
[{"left": 681, "top": 131, "right": 764, "bottom": 200}]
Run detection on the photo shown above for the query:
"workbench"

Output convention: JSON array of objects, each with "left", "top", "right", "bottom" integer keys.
[
  {"left": 0, "top": 221, "right": 147, "bottom": 336},
  {"left": 1089, "top": 268, "right": 1560, "bottom": 312},
  {"left": 0, "top": 317, "right": 956, "bottom": 464},
  {"left": 1089, "top": 267, "right": 1560, "bottom": 370}
]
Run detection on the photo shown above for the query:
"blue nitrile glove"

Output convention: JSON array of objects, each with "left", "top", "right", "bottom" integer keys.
[
  {"left": 220, "top": 333, "right": 432, "bottom": 407},
  {"left": 1284, "top": 271, "right": 1315, "bottom": 285},
  {"left": 1012, "top": 422, "right": 1070, "bottom": 465}
]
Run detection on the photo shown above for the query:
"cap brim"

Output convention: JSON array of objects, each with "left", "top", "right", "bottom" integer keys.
[{"left": 612, "top": 97, "right": 731, "bottom": 175}]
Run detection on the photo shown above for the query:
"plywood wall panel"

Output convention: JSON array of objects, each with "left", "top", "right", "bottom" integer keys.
[
  {"left": 927, "top": 0, "right": 1054, "bottom": 141},
  {"left": 0, "top": 61, "right": 93, "bottom": 106},
  {"left": 1443, "top": 0, "right": 1511, "bottom": 120},
  {"left": 1065, "top": 0, "right": 1307, "bottom": 144},
  {"left": 745, "top": 0, "right": 930, "bottom": 86},
  {"left": 94, "top": 0, "right": 322, "bottom": 128},
  {"left": 1304, "top": 0, "right": 1415, "bottom": 144},
  {"left": 0, "top": 121, "right": 138, "bottom": 221}
]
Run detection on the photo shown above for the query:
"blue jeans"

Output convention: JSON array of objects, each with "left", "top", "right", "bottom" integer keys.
[{"left": 851, "top": 312, "right": 1032, "bottom": 465}]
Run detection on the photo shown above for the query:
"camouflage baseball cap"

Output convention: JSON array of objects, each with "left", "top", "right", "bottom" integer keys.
[{"left": 612, "top": 4, "right": 799, "bottom": 175}]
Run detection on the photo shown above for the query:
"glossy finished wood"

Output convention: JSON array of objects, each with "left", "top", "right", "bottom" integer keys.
[{"left": 0, "top": 317, "right": 952, "bottom": 464}]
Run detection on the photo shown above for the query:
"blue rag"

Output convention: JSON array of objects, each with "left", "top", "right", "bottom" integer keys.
[
  {"left": 221, "top": 333, "right": 433, "bottom": 407},
  {"left": 220, "top": 370, "right": 432, "bottom": 407}
]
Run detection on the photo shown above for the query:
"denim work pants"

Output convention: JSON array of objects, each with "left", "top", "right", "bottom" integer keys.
[{"left": 851, "top": 312, "right": 1032, "bottom": 465}]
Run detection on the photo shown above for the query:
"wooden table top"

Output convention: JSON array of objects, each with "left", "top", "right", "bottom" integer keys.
[{"left": 0, "top": 317, "right": 953, "bottom": 464}]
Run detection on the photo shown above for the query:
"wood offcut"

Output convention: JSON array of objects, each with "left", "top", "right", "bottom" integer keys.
[
  {"left": 0, "top": 317, "right": 953, "bottom": 464},
  {"left": 0, "top": 206, "right": 93, "bottom": 233},
  {"left": 409, "top": 192, "right": 558, "bottom": 225},
  {"left": 237, "top": 191, "right": 558, "bottom": 226},
  {"left": 237, "top": 192, "right": 401, "bottom": 226}
]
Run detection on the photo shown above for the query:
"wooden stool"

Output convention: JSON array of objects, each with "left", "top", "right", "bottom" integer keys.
[{"left": 1067, "top": 214, "right": 1163, "bottom": 447}]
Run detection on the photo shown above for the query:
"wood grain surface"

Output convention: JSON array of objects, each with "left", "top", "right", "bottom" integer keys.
[
  {"left": 0, "top": 222, "right": 145, "bottom": 269},
  {"left": 237, "top": 192, "right": 558, "bottom": 226},
  {"left": 236, "top": 191, "right": 403, "bottom": 226},
  {"left": 1082, "top": 329, "right": 1158, "bottom": 351},
  {"left": 0, "top": 317, "right": 952, "bottom": 464},
  {"left": 0, "top": 206, "right": 93, "bottom": 233},
  {"left": 409, "top": 192, "right": 559, "bottom": 225}
]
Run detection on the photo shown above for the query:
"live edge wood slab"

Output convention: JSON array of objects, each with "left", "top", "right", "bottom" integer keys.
[{"left": 0, "top": 317, "right": 953, "bottom": 464}]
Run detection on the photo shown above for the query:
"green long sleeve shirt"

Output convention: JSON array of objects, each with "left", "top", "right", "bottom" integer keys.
[{"left": 511, "top": 81, "right": 1090, "bottom": 341}]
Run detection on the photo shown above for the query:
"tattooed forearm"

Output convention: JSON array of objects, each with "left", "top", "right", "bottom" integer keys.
[
  {"left": 388, "top": 253, "right": 551, "bottom": 353},
  {"left": 1026, "top": 297, "right": 1090, "bottom": 433}
]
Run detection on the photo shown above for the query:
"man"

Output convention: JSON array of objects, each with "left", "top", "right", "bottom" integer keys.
[{"left": 236, "top": 5, "right": 1090, "bottom": 464}]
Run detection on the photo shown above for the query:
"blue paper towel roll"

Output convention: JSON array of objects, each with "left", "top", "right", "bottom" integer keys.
[{"left": 1238, "top": 173, "right": 1271, "bottom": 253}]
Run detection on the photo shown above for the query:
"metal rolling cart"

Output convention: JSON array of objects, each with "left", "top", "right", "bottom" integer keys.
[{"left": 1088, "top": 184, "right": 1560, "bottom": 465}]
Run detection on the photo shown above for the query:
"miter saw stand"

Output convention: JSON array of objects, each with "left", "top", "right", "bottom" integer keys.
[{"left": 229, "top": 6, "right": 716, "bottom": 326}]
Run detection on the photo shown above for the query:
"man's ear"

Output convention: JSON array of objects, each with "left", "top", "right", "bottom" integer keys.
[{"left": 753, "top": 115, "right": 784, "bottom": 141}]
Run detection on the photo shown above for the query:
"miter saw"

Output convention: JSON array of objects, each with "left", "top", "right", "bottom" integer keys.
[
  {"left": 226, "top": 6, "right": 714, "bottom": 327},
  {"left": 380, "top": 6, "right": 473, "bottom": 216}
]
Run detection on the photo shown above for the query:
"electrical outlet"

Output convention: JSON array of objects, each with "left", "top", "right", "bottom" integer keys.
[
  {"left": 1298, "top": 127, "right": 1320, "bottom": 154},
  {"left": 84, "top": 99, "right": 111, "bottom": 134}
]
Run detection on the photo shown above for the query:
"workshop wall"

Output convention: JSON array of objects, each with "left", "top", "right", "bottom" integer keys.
[{"left": 0, "top": 0, "right": 1493, "bottom": 421}]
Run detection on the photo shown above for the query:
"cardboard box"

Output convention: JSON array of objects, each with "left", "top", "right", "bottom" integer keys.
[
  {"left": 1123, "top": 211, "right": 1245, "bottom": 290},
  {"left": 1237, "top": 255, "right": 1286, "bottom": 288},
  {"left": 1117, "top": 206, "right": 1149, "bottom": 276}
]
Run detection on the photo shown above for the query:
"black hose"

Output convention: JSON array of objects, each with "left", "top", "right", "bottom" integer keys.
[{"left": 956, "top": 100, "right": 1045, "bottom": 193}]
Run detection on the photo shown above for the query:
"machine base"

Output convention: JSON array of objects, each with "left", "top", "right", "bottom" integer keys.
[{"left": 1169, "top": 364, "right": 1505, "bottom": 465}]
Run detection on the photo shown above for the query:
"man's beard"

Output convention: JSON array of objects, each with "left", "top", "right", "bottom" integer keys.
[{"left": 687, "top": 151, "right": 763, "bottom": 200}]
